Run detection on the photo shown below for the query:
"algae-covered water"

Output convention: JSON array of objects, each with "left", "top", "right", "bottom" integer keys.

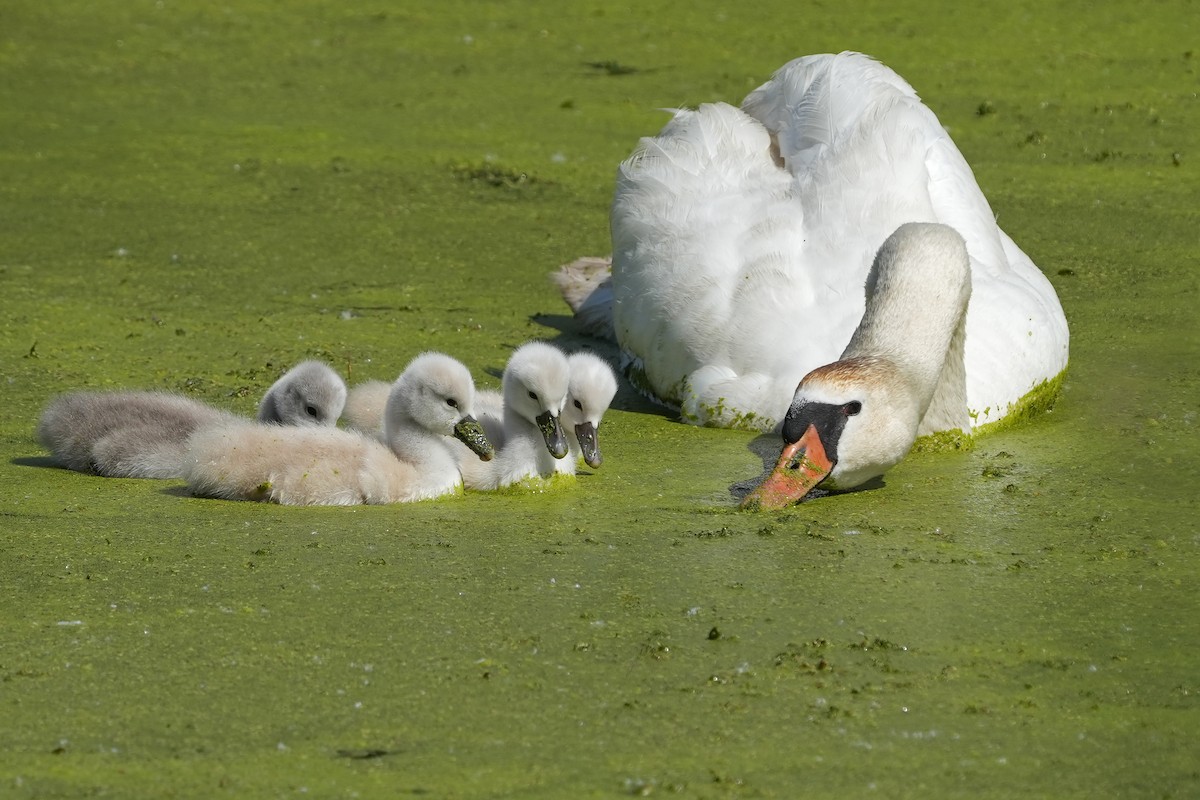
[{"left": 2, "top": 1, "right": 1198, "bottom": 797}]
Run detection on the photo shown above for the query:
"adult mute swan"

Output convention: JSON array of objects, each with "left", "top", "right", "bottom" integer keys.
[
  {"left": 183, "top": 353, "right": 494, "bottom": 505},
  {"left": 743, "top": 222, "right": 970, "bottom": 509},
  {"left": 36, "top": 360, "right": 347, "bottom": 479},
  {"left": 457, "top": 341, "right": 571, "bottom": 490},
  {"left": 556, "top": 51, "right": 1068, "bottom": 433}
]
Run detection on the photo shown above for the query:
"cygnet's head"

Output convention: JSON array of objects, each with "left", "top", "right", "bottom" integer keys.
[
  {"left": 385, "top": 352, "right": 494, "bottom": 461},
  {"left": 502, "top": 341, "right": 570, "bottom": 459},
  {"left": 563, "top": 352, "right": 618, "bottom": 468},
  {"left": 258, "top": 360, "right": 347, "bottom": 426}
]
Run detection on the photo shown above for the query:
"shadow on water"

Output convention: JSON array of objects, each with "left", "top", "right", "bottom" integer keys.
[
  {"left": 531, "top": 311, "right": 678, "bottom": 420},
  {"left": 12, "top": 455, "right": 58, "bottom": 470}
]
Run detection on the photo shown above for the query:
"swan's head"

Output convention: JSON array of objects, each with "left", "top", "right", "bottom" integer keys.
[
  {"left": 563, "top": 352, "right": 618, "bottom": 468},
  {"left": 502, "top": 341, "right": 570, "bottom": 459},
  {"left": 386, "top": 352, "right": 494, "bottom": 461},
  {"left": 258, "top": 360, "right": 347, "bottom": 427},
  {"left": 741, "top": 357, "right": 920, "bottom": 510}
]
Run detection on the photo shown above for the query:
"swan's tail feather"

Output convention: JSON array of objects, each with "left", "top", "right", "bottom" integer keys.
[
  {"left": 742, "top": 51, "right": 919, "bottom": 174},
  {"left": 619, "top": 104, "right": 777, "bottom": 193},
  {"left": 550, "top": 256, "right": 615, "bottom": 340}
]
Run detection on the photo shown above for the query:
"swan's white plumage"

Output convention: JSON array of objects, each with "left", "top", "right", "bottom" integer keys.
[
  {"left": 183, "top": 353, "right": 488, "bottom": 505},
  {"left": 457, "top": 341, "right": 570, "bottom": 490},
  {"left": 37, "top": 361, "right": 347, "bottom": 479},
  {"left": 566, "top": 52, "right": 1067, "bottom": 432}
]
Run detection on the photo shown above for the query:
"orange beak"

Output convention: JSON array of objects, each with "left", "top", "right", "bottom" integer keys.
[{"left": 740, "top": 423, "right": 834, "bottom": 510}]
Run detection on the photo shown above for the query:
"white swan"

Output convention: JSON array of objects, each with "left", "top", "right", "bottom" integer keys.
[
  {"left": 743, "top": 222, "right": 970, "bottom": 508},
  {"left": 556, "top": 51, "right": 1068, "bottom": 433},
  {"left": 183, "top": 353, "right": 494, "bottom": 505},
  {"left": 457, "top": 341, "right": 570, "bottom": 490},
  {"left": 36, "top": 361, "right": 347, "bottom": 479},
  {"left": 555, "top": 352, "right": 618, "bottom": 473},
  {"left": 257, "top": 360, "right": 347, "bottom": 426}
]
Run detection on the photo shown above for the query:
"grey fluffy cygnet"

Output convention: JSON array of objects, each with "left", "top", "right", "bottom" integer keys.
[
  {"left": 183, "top": 352, "right": 493, "bottom": 505},
  {"left": 256, "top": 360, "right": 347, "bottom": 426},
  {"left": 36, "top": 360, "right": 347, "bottom": 479},
  {"left": 555, "top": 351, "right": 618, "bottom": 474},
  {"left": 457, "top": 341, "right": 571, "bottom": 490}
]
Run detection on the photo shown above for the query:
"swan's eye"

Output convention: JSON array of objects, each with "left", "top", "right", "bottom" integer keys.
[
  {"left": 528, "top": 390, "right": 538, "bottom": 401},
  {"left": 305, "top": 404, "right": 320, "bottom": 418},
  {"left": 573, "top": 399, "right": 583, "bottom": 410},
  {"left": 844, "top": 401, "right": 862, "bottom": 416},
  {"left": 446, "top": 397, "right": 459, "bottom": 409}
]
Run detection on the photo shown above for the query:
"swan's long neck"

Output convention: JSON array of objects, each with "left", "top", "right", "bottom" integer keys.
[
  {"left": 842, "top": 222, "right": 971, "bottom": 427},
  {"left": 917, "top": 309, "right": 969, "bottom": 435}
]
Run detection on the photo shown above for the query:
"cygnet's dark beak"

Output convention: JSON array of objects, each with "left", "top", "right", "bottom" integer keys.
[
  {"left": 454, "top": 416, "right": 494, "bottom": 461},
  {"left": 535, "top": 410, "right": 568, "bottom": 459},
  {"left": 574, "top": 421, "right": 601, "bottom": 468}
]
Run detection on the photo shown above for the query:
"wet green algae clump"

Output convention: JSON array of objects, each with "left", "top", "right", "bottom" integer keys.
[{"left": 911, "top": 369, "right": 1068, "bottom": 454}]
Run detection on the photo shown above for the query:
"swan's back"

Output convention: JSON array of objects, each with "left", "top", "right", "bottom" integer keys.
[{"left": 610, "top": 51, "right": 1067, "bottom": 430}]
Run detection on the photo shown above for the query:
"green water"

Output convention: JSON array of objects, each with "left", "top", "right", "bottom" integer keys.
[{"left": 2, "top": 1, "right": 1198, "bottom": 797}]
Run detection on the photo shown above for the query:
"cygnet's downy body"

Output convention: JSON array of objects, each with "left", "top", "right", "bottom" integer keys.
[
  {"left": 457, "top": 341, "right": 570, "bottom": 490},
  {"left": 36, "top": 361, "right": 347, "bottom": 479},
  {"left": 341, "top": 379, "right": 393, "bottom": 435},
  {"left": 184, "top": 353, "right": 493, "bottom": 505}
]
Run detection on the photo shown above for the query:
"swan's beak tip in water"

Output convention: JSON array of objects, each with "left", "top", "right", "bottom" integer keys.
[
  {"left": 454, "top": 416, "right": 495, "bottom": 462},
  {"left": 740, "top": 424, "right": 833, "bottom": 511}
]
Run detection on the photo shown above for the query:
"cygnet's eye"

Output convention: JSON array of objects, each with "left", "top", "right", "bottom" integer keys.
[
  {"left": 305, "top": 404, "right": 320, "bottom": 418},
  {"left": 573, "top": 399, "right": 583, "bottom": 410},
  {"left": 843, "top": 401, "right": 863, "bottom": 416},
  {"left": 445, "top": 397, "right": 459, "bottom": 409},
  {"left": 528, "top": 390, "right": 538, "bottom": 401}
]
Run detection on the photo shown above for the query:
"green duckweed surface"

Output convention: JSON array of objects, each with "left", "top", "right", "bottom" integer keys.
[{"left": 2, "top": 1, "right": 1198, "bottom": 797}]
